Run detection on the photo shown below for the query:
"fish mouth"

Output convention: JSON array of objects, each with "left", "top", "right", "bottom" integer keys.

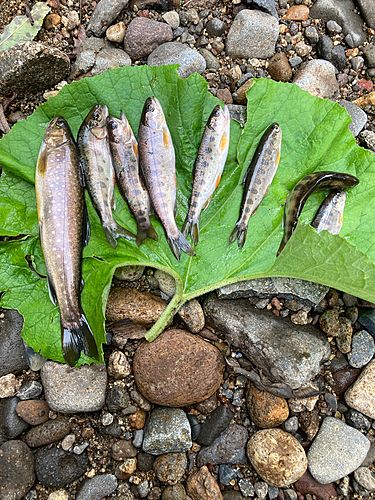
[{"left": 141, "top": 97, "right": 163, "bottom": 128}]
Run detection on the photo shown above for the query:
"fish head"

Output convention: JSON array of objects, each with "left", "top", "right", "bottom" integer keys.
[
  {"left": 141, "top": 97, "right": 165, "bottom": 130},
  {"left": 44, "top": 117, "right": 71, "bottom": 149},
  {"left": 84, "top": 104, "right": 109, "bottom": 139},
  {"left": 107, "top": 113, "right": 134, "bottom": 146}
]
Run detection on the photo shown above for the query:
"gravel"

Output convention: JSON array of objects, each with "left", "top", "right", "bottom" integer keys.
[
  {"left": 0, "top": 397, "right": 29, "bottom": 444},
  {"left": 147, "top": 42, "right": 206, "bottom": 78}
]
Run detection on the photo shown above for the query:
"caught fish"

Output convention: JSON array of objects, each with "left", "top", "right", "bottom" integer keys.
[
  {"left": 277, "top": 171, "right": 359, "bottom": 255},
  {"left": 230, "top": 122, "right": 282, "bottom": 248},
  {"left": 107, "top": 112, "right": 158, "bottom": 246},
  {"left": 78, "top": 104, "right": 135, "bottom": 247},
  {"left": 183, "top": 104, "right": 230, "bottom": 244},
  {"left": 138, "top": 97, "right": 193, "bottom": 260},
  {"left": 35, "top": 117, "right": 98, "bottom": 366},
  {"left": 312, "top": 190, "right": 347, "bottom": 235}
]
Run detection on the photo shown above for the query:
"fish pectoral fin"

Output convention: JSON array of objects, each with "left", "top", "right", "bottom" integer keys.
[
  {"left": 202, "top": 196, "right": 212, "bottom": 211},
  {"left": 78, "top": 158, "right": 86, "bottom": 188},
  {"left": 82, "top": 203, "right": 91, "bottom": 247},
  {"left": 47, "top": 275, "right": 58, "bottom": 305}
]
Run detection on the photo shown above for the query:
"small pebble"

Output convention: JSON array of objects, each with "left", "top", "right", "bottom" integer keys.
[
  {"left": 0, "top": 374, "right": 20, "bottom": 398},
  {"left": 61, "top": 434, "right": 76, "bottom": 451},
  {"left": 108, "top": 351, "right": 131, "bottom": 379},
  {"left": 326, "top": 20, "right": 342, "bottom": 33},
  {"left": 153, "top": 453, "right": 187, "bottom": 484},
  {"left": 254, "top": 481, "right": 268, "bottom": 498},
  {"left": 345, "top": 360, "right": 375, "bottom": 419},
  {"left": 162, "top": 12, "right": 180, "bottom": 30},
  {"left": 348, "top": 330, "right": 375, "bottom": 368},
  {"left": 238, "top": 478, "right": 254, "bottom": 497},
  {"left": 106, "top": 22, "right": 126, "bottom": 43},
  {"left": 115, "top": 458, "right": 137, "bottom": 479},
  {"left": 112, "top": 440, "right": 137, "bottom": 460},
  {"left": 17, "top": 381, "right": 43, "bottom": 400}
]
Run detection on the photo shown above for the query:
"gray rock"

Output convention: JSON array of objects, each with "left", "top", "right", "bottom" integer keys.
[
  {"left": 289, "top": 56, "right": 303, "bottom": 68},
  {"left": 293, "top": 59, "right": 339, "bottom": 98},
  {"left": 245, "top": 0, "right": 278, "bottom": 18},
  {"left": 0, "top": 42, "right": 69, "bottom": 96},
  {"left": 226, "top": 10, "right": 278, "bottom": 59},
  {"left": 197, "top": 406, "right": 233, "bottom": 446},
  {"left": 254, "top": 482, "right": 268, "bottom": 499},
  {"left": 326, "top": 20, "right": 342, "bottom": 33},
  {"left": 198, "top": 48, "right": 220, "bottom": 70},
  {"left": 310, "top": 0, "right": 366, "bottom": 47},
  {"left": 339, "top": 101, "right": 367, "bottom": 137},
  {"left": 16, "top": 381, "right": 43, "bottom": 400},
  {"left": 71, "top": 38, "right": 131, "bottom": 78},
  {"left": 284, "top": 416, "right": 299, "bottom": 433},
  {"left": 305, "top": 26, "right": 319, "bottom": 44},
  {"left": 0, "top": 397, "right": 29, "bottom": 444},
  {"left": 348, "top": 330, "right": 375, "bottom": 368},
  {"left": 354, "top": 467, "right": 375, "bottom": 492},
  {"left": 0, "top": 440, "right": 35, "bottom": 500},
  {"left": 147, "top": 42, "right": 206, "bottom": 78},
  {"left": 227, "top": 104, "right": 247, "bottom": 125},
  {"left": 351, "top": 55, "right": 364, "bottom": 71},
  {"left": 77, "top": 474, "right": 118, "bottom": 499},
  {"left": 360, "top": 130, "right": 375, "bottom": 152},
  {"left": 307, "top": 417, "right": 370, "bottom": 484},
  {"left": 204, "top": 296, "right": 330, "bottom": 390},
  {"left": 356, "top": 0, "right": 375, "bottom": 29},
  {"left": 41, "top": 362, "right": 107, "bottom": 413},
  {"left": 24, "top": 345, "right": 46, "bottom": 371},
  {"left": 87, "top": 0, "right": 129, "bottom": 37},
  {"left": 218, "top": 277, "right": 328, "bottom": 307},
  {"left": 197, "top": 424, "right": 248, "bottom": 466},
  {"left": 317, "top": 35, "right": 346, "bottom": 71},
  {"left": 35, "top": 446, "right": 88, "bottom": 488},
  {"left": 238, "top": 479, "right": 255, "bottom": 497},
  {"left": 219, "top": 464, "right": 238, "bottom": 485},
  {"left": 0, "top": 310, "right": 28, "bottom": 376},
  {"left": 106, "top": 384, "right": 130, "bottom": 412},
  {"left": 124, "top": 17, "right": 173, "bottom": 60},
  {"left": 206, "top": 18, "right": 226, "bottom": 36},
  {"left": 25, "top": 418, "right": 71, "bottom": 448},
  {"left": 363, "top": 44, "right": 375, "bottom": 68},
  {"left": 143, "top": 408, "right": 192, "bottom": 455}
]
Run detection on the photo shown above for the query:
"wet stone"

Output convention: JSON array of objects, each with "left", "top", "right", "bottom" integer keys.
[
  {"left": 196, "top": 405, "right": 233, "bottom": 446},
  {"left": 17, "top": 381, "right": 43, "bottom": 400},
  {"left": 142, "top": 407, "right": 192, "bottom": 455},
  {"left": 25, "top": 417, "right": 71, "bottom": 448},
  {"left": 348, "top": 330, "right": 375, "bottom": 368},
  {"left": 35, "top": 446, "right": 88, "bottom": 488},
  {"left": 0, "top": 440, "right": 35, "bottom": 500},
  {"left": 0, "top": 310, "right": 28, "bottom": 376},
  {"left": 153, "top": 453, "right": 187, "bottom": 484},
  {"left": 76, "top": 474, "right": 118, "bottom": 500},
  {"left": 295, "top": 470, "right": 337, "bottom": 500},
  {"left": 197, "top": 424, "right": 248, "bottom": 466},
  {"left": 332, "top": 366, "right": 360, "bottom": 396},
  {"left": 206, "top": 18, "right": 225, "bottom": 36},
  {"left": 0, "top": 397, "right": 29, "bottom": 444},
  {"left": 16, "top": 400, "right": 49, "bottom": 426}
]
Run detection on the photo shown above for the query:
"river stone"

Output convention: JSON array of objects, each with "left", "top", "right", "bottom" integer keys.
[
  {"left": 310, "top": 0, "right": 366, "bottom": 47},
  {"left": 186, "top": 466, "right": 223, "bottom": 500},
  {"left": 133, "top": 329, "right": 224, "bottom": 406},
  {"left": 294, "top": 470, "right": 337, "bottom": 500},
  {"left": 77, "top": 474, "right": 118, "bottom": 499},
  {"left": 16, "top": 400, "right": 49, "bottom": 426},
  {"left": 339, "top": 100, "right": 367, "bottom": 137},
  {"left": 25, "top": 417, "right": 71, "bottom": 447},
  {"left": 227, "top": 104, "right": 247, "bottom": 125},
  {"left": 218, "top": 277, "right": 327, "bottom": 307},
  {"left": 17, "top": 380, "right": 43, "bottom": 400},
  {"left": 0, "top": 309, "right": 28, "bottom": 376},
  {"left": 87, "top": 0, "right": 129, "bottom": 36},
  {"left": 204, "top": 296, "right": 330, "bottom": 390},
  {"left": 307, "top": 417, "right": 370, "bottom": 484},
  {"left": 41, "top": 362, "right": 107, "bottom": 413},
  {"left": 0, "top": 42, "right": 69, "bottom": 96},
  {"left": 197, "top": 424, "right": 248, "bottom": 466},
  {"left": 0, "top": 440, "right": 35, "bottom": 500},
  {"left": 0, "top": 397, "right": 29, "bottom": 444},
  {"left": 354, "top": 467, "right": 375, "bottom": 492},
  {"left": 226, "top": 9, "right": 278, "bottom": 59},
  {"left": 246, "top": 384, "right": 289, "bottom": 428},
  {"left": 196, "top": 405, "right": 233, "bottom": 446},
  {"left": 153, "top": 453, "right": 187, "bottom": 484},
  {"left": 345, "top": 360, "right": 375, "bottom": 419},
  {"left": 246, "top": 0, "right": 278, "bottom": 18},
  {"left": 142, "top": 407, "right": 192, "bottom": 455},
  {"left": 293, "top": 59, "right": 339, "bottom": 98},
  {"left": 36, "top": 447, "right": 88, "bottom": 488},
  {"left": 247, "top": 429, "right": 307, "bottom": 487},
  {"left": 347, "top": 330, "right": 375, "bottom": 368},
  {"left": 124, "top": 17, "right": 173, "bottom": 60},
  {"left": 357, "top": 0, "right": 375, "bottom": 28},
  {"left": 147, "top": 42, "right": 206, "bottom": 78}
]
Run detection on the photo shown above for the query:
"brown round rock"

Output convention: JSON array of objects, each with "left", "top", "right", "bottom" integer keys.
[
  {"left": 186, "top": 466, "right": 223, "bottom": 500},
  {"left": 16, "top": 400, "right": 50, "bottom": 426},
  {"left": 124, "top": 17, "right": 173, "bottom": 60},
  {"left": 247, "top": 429, "right": 307, "bottom": 487},
  {"left": 268, "top": 52, "right": 293, "bottom": 82},
  {"left": 25, "top": 417, "right": 71, "bottom": 448},
  {"left": 246, "top": 384, "right": 289, "bottom": 428},
  {"left": 153, "top": 453, "right": 187, "bottom": 484},
  {"left": 133, "top": 329, "right": 225, "bottom": 407},
  {"left": 283, "top": 5, "right": 310, "bottom": 20}
]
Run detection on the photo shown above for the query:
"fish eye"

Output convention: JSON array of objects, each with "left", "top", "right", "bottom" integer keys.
[
  {"left": 93, "top": 111, "right": 100, "bottom": 121},
  {"left": 108, "top": 120, "right": 117, "bottom": 130},
  {"left": 56, "top": 118, "right": 65, "bottom": 127}
]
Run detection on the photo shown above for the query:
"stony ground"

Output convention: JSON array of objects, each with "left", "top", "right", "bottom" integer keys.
[{"left": 1, "top": 0, "right": 375, "bottom": 499}]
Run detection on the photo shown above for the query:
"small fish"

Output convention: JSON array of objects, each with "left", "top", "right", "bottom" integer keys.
[
  {"left": 107, "top": 112, "right": 158, "bottom": 246},
  {"left": 78, "top": 104, "right": 135, "bottom": 247},
  {"left": 183, "top": 104, "right": 230, "bottom": 244},
  {"left": 138, "top": 97, "right": 193, "bottom": 260},
  {"left": 35, "top": 117, "right": 98, "bottom": 366},
  {"left": 230, "top": 122, "right": 282, "bottom": 248},
  {"left": 312, "top": 190, "right": 347, "bottom": 235},
  {"left": 277, "top": 171, "right": 359, "bottom": 255}
]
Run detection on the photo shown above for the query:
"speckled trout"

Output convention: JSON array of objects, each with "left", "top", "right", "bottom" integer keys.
[
  {"left": 230, "top": 122, "right": 282, "bottom": 248},
  {"left": 107, "top": 112, "right": 158, "bottom": 246},
  {"left": 277, "top": 171, "right": 359, "bottom": 255},
  {"left": 35, "top": 117, "right": 98, "bottom": 366},
  {"left": 138, "top": 97, "right": 193, "bottom": 260},
  {"left": 312, "top": 190, "right": 347, "bottom": 235},
  {"left": 78, "top": 104, "right": 135, "bottom": 247},
  {"left": 183, "top": 104, "right": 230, "bottom": 245}
]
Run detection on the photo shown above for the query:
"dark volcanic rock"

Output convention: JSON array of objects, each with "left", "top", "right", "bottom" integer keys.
[
  {"left": 0, "top": 397, "right": 29, "bottom": 445},
  {"left": 197, "top": 424, "right": 248, "bottom": 466},
  {"left": 35, "top": 446, "right": 88, "bottom": 488},
  {"left": 196, "top": 406, "right": 234, "bottom": 446},
  {"left": 0, "top": 440, "right": 35, "bottom": 500},
  {"left": 0, "top": 309, "right": 28, "bottom": 376}
]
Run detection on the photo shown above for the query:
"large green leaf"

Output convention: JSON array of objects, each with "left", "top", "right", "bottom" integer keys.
[{"left": 1, "top": 66, "right": 375, "bottom": 364}]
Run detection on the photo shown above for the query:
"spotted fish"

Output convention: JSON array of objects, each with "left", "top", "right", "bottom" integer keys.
[
  {"left": 277, "top": 171, "right": 359, "bottom": 255},
  {"left": 78, "top": 104, "right": 135, "bottom": 247},
  {"left": 230, "top": 122, "right": 282, "bottom": 248},
  {"left": 35, "top": 117, "right": 98, "bottom": 366},
  {"left": 183, "top": 105, "right": 230, "bottom": 244},
  {"left": 138, "top": 97, "right": 193, "bottom": 260},
  {"left": 107, "top": 112, "right": 158, "bottom": 246},
  {"left": 312, "top": 190, "right": 347, "bottom": 235}
]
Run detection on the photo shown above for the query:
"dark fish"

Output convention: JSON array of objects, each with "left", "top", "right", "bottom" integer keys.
[
  {"left": 277, "top": 171, "right": 359, "bottom": 255},
  {"left": 35, "top": 117, "right": 98, "bottom": 366},
  {"left": 138, "top": 97, "right": 193, "bottom": 260},
  {"left": 107, "top": 112, "right": 158, "bottom": 246},
  {"left": 78, "top": 104, "right": 135, "bottom": 247},
  {"left": 183, "top": 104, "right": 230, "bottom": 244},
  {"left": 312, "top": 190, "right": 347, "bottom": 235},
  {"left": 230, "top": 122, "right": 282, "bottom": 248}
]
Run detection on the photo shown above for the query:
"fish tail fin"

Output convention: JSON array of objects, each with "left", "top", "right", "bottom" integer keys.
[
  {"left": 115, "top": 223, "right": 136, "bottom": 243},
  {"left": 229, "top": 223, "right": 248, "bottom": 249},
  {"left": 168, "top": 231, "right": 195, "bottom": 260},
  {"left": 61, "top": 314, "right": 99, "bottom": 366},
  {"left": 182, "top": 216, "right": 200, "bottom": 245},
  {"left": 104, "top": 223, "right": 136, "bottom": 247},
  {"left": 136, "top": 223, "right": 158, "bottom": 246}
]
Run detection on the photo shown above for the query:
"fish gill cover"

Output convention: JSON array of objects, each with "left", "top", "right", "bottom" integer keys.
[{"left": 0, "top": 65, "right": 375, "bottom": 364}]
